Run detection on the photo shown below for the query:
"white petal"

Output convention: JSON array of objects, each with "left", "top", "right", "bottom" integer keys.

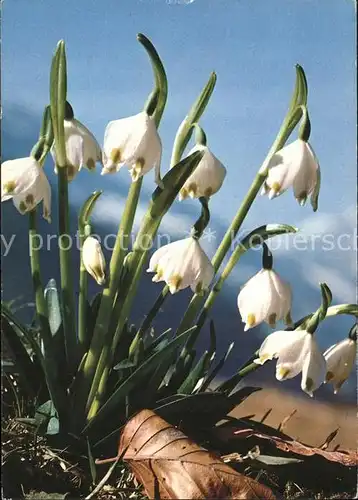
[
  {"left": 275, "top": 330, "right": 310, "bottom": 381},
  {"left": 237, "top": 270, "right": 278, "bottom": 329},
  {"left": 12, "top": 168, "right": 52, "bottom": 222},
  {"left": 147, "top": 237, "right": 212, "bottom": 293},
  {"left": 258, "top": 329, "right": 305, "bottom": 363},
  {"left": 292, "top": 142, "right": 319, "bottom": 201},
  {"left": 266, "top": 270, "right": 292, "bottom": 321},
  {"left": 102, "top": 112, "right": 161, "bottom": 179},
  {"left": 301, "top": 335, "right": 326, "bottom": 397},
  {"left": 181, "top": 145, "right": 227, "bottom": 198},
  {"left": 265, "top": 139, "right": 307, "bottom": 197},
  {"left": 1, "top": 157, "right": 41, "bottom": 200},
  {"left": 324, "top": 338, "right": 356, "bottom": 392}
]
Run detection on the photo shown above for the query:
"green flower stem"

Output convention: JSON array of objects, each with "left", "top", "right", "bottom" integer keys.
[
  {"left": 29, "top": 210, "right": 52, "bottom": 350},
  {"left": 50, "top": 40, "right": 76, "bottom": 370},
  {"left": 29, "top": 210, "right": 67, "bottom": 423},
  {"left": 78, "top": 34, "right": 168, "bottom": 420},
  {"left": 78, "top": 179, "right": 143, "bottom": 416},
  {"left": 58, "top": 167, "right": 77, "bottom": 370},
  {"left": 177, "top": 73, "right": 307, "bottom": 337},
  {"left": 86, "top": 218, "right": 161, "bottom": 419}
]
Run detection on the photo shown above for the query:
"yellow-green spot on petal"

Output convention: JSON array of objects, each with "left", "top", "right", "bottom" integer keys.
[
  {"left": 25, "top": 194, "right": 34, "bottom": 206},
  {"left": 204, "top": 186, "right": 213, "bottom": 197},
  {"left": 19, "top": 201, "right": 27, "bottom": 213},
  {"left": 246, "top": 313, "right": 256, "bottom": 328},
  {"left": 305, "top": 377, "right": 314, "bottom": 392},
  {"left": 188, "top": 182, "right": 197, "bottom": 198},
  {"left": 271, "top": 182, "right": 281, "bottom": 194},
  {"left": 285, "top": 312, "right": 293, "bottom": 326},
  {"left": 195, "top": 281, "right": 203, "bottom": 295},
  {"left": 67, "top": 165, "right": 76, "bottom": 181},
  {"left": 278, "top": 366, "right": 290, "bottom": 380},
  {"left": 110, "top": 148, "right": 122, "bottom": 164},
  {"left": 268, "top": 313, "right": 277, "bottom": 328},
  {"left": 3, "top": 180, "right": 16, "bottom": 194},
  {"left": 168, "top": 275, "right": 182, "bottom": 294},
  {"left": 87, "top": 158, "right": 96, "bottom": 171},
  {"left": 259, "top": 354, "right": 271, "bottom": 364},
  {"left": 180, "top": 188, "right": 188, "bottom": 200}
]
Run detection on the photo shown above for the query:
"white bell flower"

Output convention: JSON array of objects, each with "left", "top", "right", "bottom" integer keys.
[
  {"left": 323, "top": 338, "right": 356, "bottom": 393},
  {"left": 82, "top": 236, "right": 106, "bottom": 286},
  {"left": 237, "top": 269, "right": 292, "bottom": 331},
  {"left": 179, "top": 144, "right": 226, "bottom": 200},
  {"left": 52, "top": 118, "right": 102, "bottom": 182},
  {"left": 255, "top": 329, "right": 326, "bottom": 397},
  {"left": 147, "top": 237, "right": 214, "bottom": 294},
  {"left": 101, "top": 111, "right": 162, "bottom": 182},
  {"left": 1, "top": 156, "right": 51, "bottom": 222},
  {"left": 261, "top": 139, "right": 319, "bottom": 205}
]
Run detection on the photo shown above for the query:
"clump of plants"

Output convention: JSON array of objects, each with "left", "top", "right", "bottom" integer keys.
[{"left": 2, "top": 33, "right": 357, "bottom": 499}]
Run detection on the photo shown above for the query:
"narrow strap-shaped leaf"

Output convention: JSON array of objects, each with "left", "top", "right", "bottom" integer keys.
[
  {"left": 178, "top": 350, "right": 211, "bottom": 395},
  {"left": 199, "top": 342, "right": 235, "bottom": 393},
  {"left": 1, "top": 314, "right": 42, "bottom": 397},
  {"left": 83, "top": 327, "right": 196, "bottom": 431}
]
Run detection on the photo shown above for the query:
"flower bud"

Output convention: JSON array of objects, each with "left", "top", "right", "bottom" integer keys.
[{"left": 82, "top": 236, "right": 106, "bottom": 285}]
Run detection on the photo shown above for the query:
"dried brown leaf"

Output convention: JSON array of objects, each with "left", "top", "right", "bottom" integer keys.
[
  {"left": 219, "top": 421, "right": 357, "bottom": 466},
  {"left": 117, "top": 409, "right": 276, "bottom": 499}
]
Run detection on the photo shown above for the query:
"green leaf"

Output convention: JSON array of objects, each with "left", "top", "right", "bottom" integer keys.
[
  {"left": 35, "top": 400, "right": 59, "bottom": 435},
  {"left": 47, "top": 416, "right": 60, "bottom": 435},
  {"left": 154, "top": 392, "right": 234, "bottom": 428},
  {"left": 200, "top": 342, "right": 235, "bottom": 393},
  {"left": 178, "top": 350, "right": 211, "bottom": 394},
  {"left": 83, "top": 327, "right": 196, "bottom": 431},
  {"left": 144, "top": 328, "right": 172, "bottom": 356},
  {"left": 87, "top": 437, "right": 97, "bottom": 485},
  {"left": 253, "top": 455, "right": 303, "bottom": 466},
  {"left": 44, "top": 279, "right": 62, "bottom": 336},
  {"left": 150, "top": 150, "right": 204, "bottom": 216},
  {"left": 1, "top": 313, "right": 42, "bottom": 396}
]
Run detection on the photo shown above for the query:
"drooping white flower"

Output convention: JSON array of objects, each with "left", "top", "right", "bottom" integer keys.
[
  {"left": 255, "top": 329, "right": 326, "bottom": 397},
  {"left": 1, "top": 156, "right": 51, "bottom": 222},
  {"left": 261, "top": 139, "right": 319, "bottom": 205},
  {"left": 323, "top": 338, "right": 356, "bottom": 394},
  {"left": 147, "top": 237, "right": 214, "bottom": 294},
  {"left": 51, "top": 118, "right": 102, "bottom": 182},
  {"left": 101, "top": 111, "right": 162, "bottom": 182},
  {"left": 237, "top": 269, "right": 292, "bottom": 331},
  {"left": 179, "top": 144, "right": 226, "bottom": 200},
  {"left": 82, "top": 236, "right": 106, "bottom": 285}
]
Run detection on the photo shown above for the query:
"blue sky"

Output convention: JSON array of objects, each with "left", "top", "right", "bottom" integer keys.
[{"left": 2, "top": 1, "right": 356, "bottom": 396}]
